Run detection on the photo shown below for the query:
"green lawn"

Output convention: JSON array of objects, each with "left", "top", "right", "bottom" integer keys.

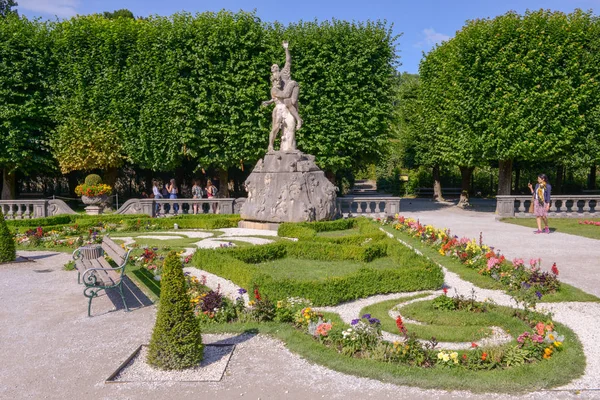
[
  {"left": 361, "top": 297, "right": 531, "bottom": 342},
  {"left": 257, "top": 256, "right": 400, "bottom": 281},
  {"left": 501, "top": 217, "right": 600, "bottom": 240},
  {"left": 381, "top": 225, "right": 600, "bottom": 303}
]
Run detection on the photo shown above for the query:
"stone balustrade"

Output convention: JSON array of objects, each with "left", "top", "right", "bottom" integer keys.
[
  {"left": 0, "top": 199, "right": 76, "bottom": 219},
  {"left": 496, "top": 195, "right": 600, "bottom": 218},
  {"left": 2, "top": 196, "right": 402, "bottom": 220},
  {"left": 336, "top": 196, "right": 401, "bottom": 217},
  {"left": 116, "top": 198, "right": 239, "bottom": 217}
]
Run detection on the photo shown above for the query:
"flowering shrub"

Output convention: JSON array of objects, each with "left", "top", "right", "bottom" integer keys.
[
  {"left": 392, "top": 215, "right": 561, "bottom": 303},
  {"left": 340, "top": 314, "right": 382, "bottom": 355},
  {"left": 74, "top": 183, "right": 112, "bottom": 197},
  {"left": 276, "top": 297, "right": 312, "bottom": 323},
  {"left": 578, "top": 220, "right": 600, "bottom": 226}
]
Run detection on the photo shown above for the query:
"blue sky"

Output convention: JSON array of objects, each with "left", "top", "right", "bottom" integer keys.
[{"left": 16, "top": 0, "right": 599, "bottom": 73}]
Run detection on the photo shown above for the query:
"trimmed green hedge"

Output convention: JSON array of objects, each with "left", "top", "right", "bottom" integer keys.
[
  {"left": 8, "top": 213, "right": 240, "bottom": 232},
  {"left": 0, "top": 210, "right": 16, "bottom": 262},
  {"left": 192, "top": 220, "right": 443, "bottom": 306}
]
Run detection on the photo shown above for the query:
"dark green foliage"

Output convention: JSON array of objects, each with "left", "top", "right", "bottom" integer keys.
[
  {"left": 84, "top": 174, "right": 102, "bottom": 186},
  {"left": 103, "top": 9, "right": 135, "bottom": 19},
  {"left": 0, "top": 14, "right": 54, "bottom": 185},
  {"left": 0, "top": 210, "right": 16, "bottom": 262},
  {"left": 0, "top": 0, "right": 18, "bottom": 17},
  {"left": 147, "top": 251, "right": 203, "bottom": 370}
]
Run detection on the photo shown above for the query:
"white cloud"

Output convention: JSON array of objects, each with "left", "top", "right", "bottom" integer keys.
[
  {"left": 18, "top": 0, "right": 79, "bottom": 18},
  {"left": 414, "top": 28, "right": 451, "bottom": 48}
]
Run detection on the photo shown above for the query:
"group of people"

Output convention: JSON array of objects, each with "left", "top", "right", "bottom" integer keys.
[{"left": 151, "top": 179, "right": 219, "bottom": 215}]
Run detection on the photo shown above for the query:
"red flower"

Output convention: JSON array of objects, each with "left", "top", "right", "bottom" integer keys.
[
  {"left": 462, "top": 354, "right": 467, "bottom": 360},
  {"left": 395, "top": 316, "right": 407, "bottom": 335},
  {"left": 442, "top": 287, "right": 448, "bottom": 295},
  {"left": 471, "top": 342, "right": 478, "bottom": 348},
  {"left": 481, "top": 352, "right": 488, "bottom": 361},
  {"left": 551, "top": 263, "right": 559, "bottom": 276},
  {"left": 254, "top": 287, "right": 261, "bottom": 301}
]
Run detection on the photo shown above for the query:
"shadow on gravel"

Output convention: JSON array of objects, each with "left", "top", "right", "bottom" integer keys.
[
  {"left": 20, "top": 253, "right": 57, "bottom": 260},
  {"left": 104, "top": 276, "right": 154, "bottom": 313},
  {"left": 211, "top": 330, "right": 258, "bottom": 346}
]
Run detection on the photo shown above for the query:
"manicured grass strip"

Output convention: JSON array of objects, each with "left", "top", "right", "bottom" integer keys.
[
  {"left": 199, "top": 319, "right": 584, "bottom": 393},
  {"left": 128, "top": 264, "right": 161, "bottom": 301},
  {"left": 381, "top": 225, "right": 600, "bottom": 303},
  {"left": 393, "top": 300, "right": 530, "bottom": 342},
  {"left": 501, "top": 217, "right": 600, "bottom": 240}
]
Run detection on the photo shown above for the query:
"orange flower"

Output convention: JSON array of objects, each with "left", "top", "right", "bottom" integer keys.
[{"left": 481, "top": 352, "right": 488, "bottom": 361}]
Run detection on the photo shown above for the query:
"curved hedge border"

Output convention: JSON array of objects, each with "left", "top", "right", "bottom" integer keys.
[{"left": 192, "top": 219, "right": 444, "bottom": 306}]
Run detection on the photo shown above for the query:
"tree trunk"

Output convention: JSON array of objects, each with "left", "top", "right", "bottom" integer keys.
[
  {"left": 66, "top": 171, "right": 78, "bottom": 198},
  {"left": 218, "top": 168, "right": 229, "bottom": 198},
  {"left": 104, "top": 167, "right": 119, "bottom": 206},
  {"left": 589, "top": 164, "right": 597, "bottom": 190},
  {"left": 497, "top": 160, "right": 513, "bottom": 195},
  {"left": 432, "top": 165, "right": 444, "bottom": 201},
  {"left": 554, "top": 165, "right": 563, "bottom": 195},
  {"left": 514, "top": 166, "right": 520, "bottom": 193},
  {"left": 1, "top": 169, "right": 16, "bottom": 200},
  {"left": 457, "top": 166, "right": 474, "bottom": 208}
]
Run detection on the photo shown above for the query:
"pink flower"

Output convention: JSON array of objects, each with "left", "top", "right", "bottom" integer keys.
[
  {"left": 536, "top": 322, "right": 545, "bottom": 336},
  {"left": 512, "top": 258, "right": 524, "bottom": 268}
]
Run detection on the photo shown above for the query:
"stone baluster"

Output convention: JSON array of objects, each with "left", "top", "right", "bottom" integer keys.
[
  {"left": 583, "top": 199, "right": 591, "bottom": 215},
  {"left": 559, "top": 199, "right": 568, "bottom": 214},
  {"left": 15, "top": 203, "right": 23, "bottom": 219},
  {"left": 517, "top": 199, "right": 525, "bottom": 214},
  {"left": 5, "top": 204, "right": 14, "bottom": 219},
  {"left": 24, "top": 203, "right": 32, "bottom": 219},
  {"left": 549, "top": 199, "right": 558, "bottom": 213}
]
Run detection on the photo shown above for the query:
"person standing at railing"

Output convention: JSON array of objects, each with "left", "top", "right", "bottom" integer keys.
[
  {"left": 152, "top": 180, "right": 163, "bottom": 216},
  {"left": 528, "top": 174, "right": 552, "bottom": 234},
  {"left": 206, "top": 179, "right": 218, "bottom": 214},
  {"left": 191, "top": 179, "right": 203, "bottom": 215},
  {"left": 166, "top": 178, "right": 179, "bottom": 215}
]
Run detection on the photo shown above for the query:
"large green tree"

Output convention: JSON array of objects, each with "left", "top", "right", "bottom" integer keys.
[
  {"left": 48, "top": 15, "right": 139, "bottom": 185},
  {"left": 420, "top": 9, "right": 600, "bottom": 201},
  {"left": 0, "top": 14, "right": 52, "bottom": 199}
]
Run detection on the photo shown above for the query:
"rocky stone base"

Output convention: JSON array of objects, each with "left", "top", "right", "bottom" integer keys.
[{"left": 240, "top": 150, "right": 337, "bottom": 223}]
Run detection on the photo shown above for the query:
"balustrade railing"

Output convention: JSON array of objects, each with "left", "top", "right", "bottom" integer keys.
[
  {"left": 496, "top": 195, "right": 600, "bottom": 218},
  {"left": 336, "top": 196, "right": 401, "bottom": 217},
  {"left": 116, "top": 198, "right": 238, "bottom": 217},
  {"left": 0, "top": 199, "right": 76, "bottom": 219}
]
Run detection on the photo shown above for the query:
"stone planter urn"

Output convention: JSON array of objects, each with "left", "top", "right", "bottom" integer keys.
[
  {"left": 82, "top": 195, "right": 108, "bottom": 215},
  {"left": 81, "top": 195, "right": 108, "bottom": 205}
]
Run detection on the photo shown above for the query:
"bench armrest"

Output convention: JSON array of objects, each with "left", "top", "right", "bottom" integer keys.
[
  {"left": 73, "top": 248, "right": 81, "bottom": 260},
  {"left": 82, "top": 264, "right": 126, "bottom": 286}
]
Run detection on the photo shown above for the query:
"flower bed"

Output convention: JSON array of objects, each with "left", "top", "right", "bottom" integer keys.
[{"left": 391, "top": 215, "right": 560, "bottom": 304}]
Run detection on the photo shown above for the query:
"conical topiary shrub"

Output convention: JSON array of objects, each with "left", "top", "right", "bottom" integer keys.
[
  {"left": 0, "top": 210, "right": 16, "bottom": 263},
  {"left": 147, "top": 251, "right": 203, "bottom": 369}
]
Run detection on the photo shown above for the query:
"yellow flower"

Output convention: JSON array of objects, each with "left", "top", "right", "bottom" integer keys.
[
  {"left": 553, "top": 341, "right": 562, "bottom": 348},
  {"left": 277, "top": 301, "right": 283, "bottom": 308},
  {"left": 543, "top": 347, "right": 553, "bottom": 359},
  {"left": 248, "top": 300, "right": 255, "bottom": 306}
]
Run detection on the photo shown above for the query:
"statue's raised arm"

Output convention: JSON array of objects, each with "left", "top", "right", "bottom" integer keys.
[{"left": 281, "top": 41, "right": 291, "bottom": 81}]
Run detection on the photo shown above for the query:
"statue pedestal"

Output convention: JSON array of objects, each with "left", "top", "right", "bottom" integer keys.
[{"left": 241, "top": 151, "right": 337, "bottom": 223}]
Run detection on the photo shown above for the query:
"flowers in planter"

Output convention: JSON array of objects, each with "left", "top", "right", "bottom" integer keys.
[
  {"left": 74, "top": 183, "right": 112, "bottom": 197},
  {"left": 578, "top": 220, "right": 600, "bottom": 226}
]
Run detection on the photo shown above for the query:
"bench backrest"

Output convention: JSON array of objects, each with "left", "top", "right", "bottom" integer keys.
[{"left": 101, "top": 236, "right": 128, "bottom": 267}]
